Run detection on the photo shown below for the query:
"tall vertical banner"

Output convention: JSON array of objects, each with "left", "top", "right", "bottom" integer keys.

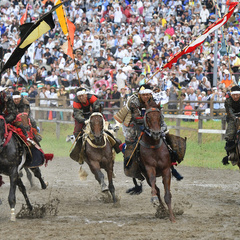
[{"left": 55, "top": 0, "right": 75, "bottom": 59}]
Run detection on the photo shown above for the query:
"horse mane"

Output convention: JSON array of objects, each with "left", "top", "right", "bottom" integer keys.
[{"left": 146, "top": 100, "right": 161, "bottom": 110}]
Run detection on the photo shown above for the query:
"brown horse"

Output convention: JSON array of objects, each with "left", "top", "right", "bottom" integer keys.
[
  {"left": 137, "top": 102, "right": 175, "bottom": 222},
  {"left": 85, "top": 113, "right": 116, "bottom": 202}
]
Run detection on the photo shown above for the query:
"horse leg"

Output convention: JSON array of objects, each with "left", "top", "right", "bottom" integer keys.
[
  {"left": 155, "top": 185, "right": 166, "bottom": 208},
  {"left": 106, "top": 169, "right": 116, "bottom": 203},
  {"left": 145, "top": 168, "right": 160, "bottom": 206},
  {"left": 8, "top": 170, "right": 18, "bottom": 221},
  {"left": 88, "top": 163, "right": 108, "bottom": 192},
  {"left": 24, "top": 167, "right": 34, "bottom": 187},
  {"left": 162, "top": 169, "right": 175, "bottom": 222},
  {"left": 17, "top": 177, "right": 32, "bottom": 211},
  {"left": 30, "top": 167, "right": 48, "bottom": 189}
]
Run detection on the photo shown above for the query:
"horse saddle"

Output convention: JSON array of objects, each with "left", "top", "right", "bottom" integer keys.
[
  {"left": 165, "top": 134, "right": 187, "bottom": 163},
  {"left": 70, "top": 135, "right": 84, "bottom": 162},
  {"left": 123, "top": 142, "right": 144, "bottom": 180}
]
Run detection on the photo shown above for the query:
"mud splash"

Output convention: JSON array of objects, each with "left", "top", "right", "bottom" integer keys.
[{"left": 16, "top": 198, "right": 60, "bottom": 219}]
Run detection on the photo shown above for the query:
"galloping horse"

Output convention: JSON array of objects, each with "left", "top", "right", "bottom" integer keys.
[
  {"left": 0, "top": 115, "right": 32, "bottom": 221},
  {"left": 84, "top": 113, "right": 116, "bottom": 203},
  {"left": 135, "top": 102, "right": 176, "bottom": 221},
  {"left": 14, "top": 113, "right": 47, "bottom": 189}
]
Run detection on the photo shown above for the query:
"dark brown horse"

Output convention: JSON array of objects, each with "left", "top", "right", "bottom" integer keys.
[
  {"left": 0, "top": 115, "right": 32, "bottom": 221},
  {"left": 85, "top": 113, "right": 116, "bottom": 202},
  {"left": 137, "top": 103, "right": 175, "bottom": 221},
  {"left": 15, "top": 113, "right": 47, "bottom": 189},
  {"left": 223, "top": 116, "right": 240, "bottom": 168},
  {"left": 236, "top": 118, "right": 240, "bottom": 169}
]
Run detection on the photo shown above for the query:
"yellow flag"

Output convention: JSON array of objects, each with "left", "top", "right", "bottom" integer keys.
[{"left": 54, "top": 0, "right": 68, "bottom": 35}]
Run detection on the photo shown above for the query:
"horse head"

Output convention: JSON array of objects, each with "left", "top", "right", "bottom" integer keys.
[
  {"left": 0, "top": 115, "right": 7, "bottom": 152},
  {"left": 15, "top": 113, "right": 30, "bottom": 131},
  {"left": 144, "top": 101, "right": 162, "bottom": 140},
  {"left": 90, "top": 113, "right": 104, "bottom": 144}
]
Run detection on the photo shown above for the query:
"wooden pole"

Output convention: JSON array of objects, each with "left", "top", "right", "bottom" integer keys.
[
  {"left": 198, "top": 115, "right": 203, "bottom": 144},
  {"left": 60, "top": 3, "right": 81, "bottom": 86}
]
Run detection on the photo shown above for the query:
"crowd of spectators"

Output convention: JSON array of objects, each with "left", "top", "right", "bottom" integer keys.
[{"left": 0, "top": 0, "right": 240, "bottom": 118}]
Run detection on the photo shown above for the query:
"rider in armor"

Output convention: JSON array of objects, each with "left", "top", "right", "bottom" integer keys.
[
  {"left": 12, "top": 91, "right": 38, "bottom": 142},
  {"left": 71, "top": 87, "right": 121, "bottom": 162},
  {"left": 0, "top": 87, "right": 17, "bottom": 124},
  {"left": 115, "top": 84, "right": 183, "bottom": 181},
  {"left": 73, "top": 87, "right": 101, "bottom": 137},
  {"left": 222, "top": 85, "right": 240, "bottom": 165},
  {"left": 123, "top": 84, "right": 167, "bottom": 160}
]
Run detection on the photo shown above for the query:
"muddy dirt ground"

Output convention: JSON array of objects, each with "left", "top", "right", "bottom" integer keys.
[{"left": 1, "top": 157, "right": 240, "bottom": 240}]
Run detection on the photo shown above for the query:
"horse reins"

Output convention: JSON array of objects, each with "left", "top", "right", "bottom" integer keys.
[
  {"left": 126, "top": 108, "right": 162, "bottom": 166},
  {"left": 126, "top": 132, "right": 144, "bottom": 167}
]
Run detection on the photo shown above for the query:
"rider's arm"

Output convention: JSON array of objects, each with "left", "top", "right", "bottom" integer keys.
[
  {"left": 129, "top": 101, "right": 144, "bottom": 124},
  {"left": 73, "top": 101, "right": 85, "bottom": 123},
  {"left": 90, "top": 96, "right": 101, "bottom": 112},
  {"left": 225, "top": 99, "right": 236, "bottom": 121}
]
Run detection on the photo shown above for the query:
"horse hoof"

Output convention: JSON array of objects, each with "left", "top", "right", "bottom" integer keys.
[
  {"left": 151, "top": 196, "right": 159, "bottom": 207},
  {"left": 43, "top": 181, "right": 49, "bottom": 189},
  {"left": 170, "top": 216, "right": 176, "bottom": 223},
  {"left": 10, "top": 208, "right": 16, "bottom": 222},
  {"left": 101, "top": 185, "right": 109, "bottom": 192}
]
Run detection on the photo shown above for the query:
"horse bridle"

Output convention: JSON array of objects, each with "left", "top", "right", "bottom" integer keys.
[
  {"left": 143, "top": 107, "right": 162, "bottom": 140},
  {"left": 90, "top": 114, "right": 104, "bottom": 140}
]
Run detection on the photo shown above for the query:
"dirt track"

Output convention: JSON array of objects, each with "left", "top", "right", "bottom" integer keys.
[{"left": 1, "top": 157, "right": 240, "bottom": 240}]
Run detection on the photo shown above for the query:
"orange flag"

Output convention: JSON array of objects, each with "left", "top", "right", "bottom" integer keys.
[
  {"left": 61, "top": 19, "right": 76, "bottom": 59},
  {"left": 54, "top": 0, "right": 68, "bottom": 35},
  {"left": 20, "top": 4, "right": 29, "bottom": 25},
  {"left": 42, "top": 0, "right": 54, "bottom": 5}
]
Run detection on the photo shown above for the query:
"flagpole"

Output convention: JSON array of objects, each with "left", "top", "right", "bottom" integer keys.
[
  {"left": 213, "top": 0, "right": 219, "bottom": 87},
  {"left": 212, "top": 0, "right": 233, "bottom": 83},
  {"left": 60, "top": 3, "right": 81, "bottom": 87},
  {"left": 16, "top": 3, "right": 29, "bottom": 88}
]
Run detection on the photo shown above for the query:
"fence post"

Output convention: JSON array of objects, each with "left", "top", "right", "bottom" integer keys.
[
  {"left": 210, "top": 98, "right": 214, "bottom": 118},
  {"left": 35, "top": 96, "right": 40, "bottom": 121},
  {"left": 120, "top": 98, "right": 124, "bottom": 108},
  {"left": 62, "top": 96, "right": 67, "bottom": 121},
  {"left": 56, "top": 121, "right": 60, "bottom": 139},
  {"left": 198, "top": 115, "right": 203, "bottom": 144},
  {"left": 176, "top": 118, "right": 181, "bottom": 136},
  {"left": 179, "top": 98, "right": 183, "bottom": 114}
]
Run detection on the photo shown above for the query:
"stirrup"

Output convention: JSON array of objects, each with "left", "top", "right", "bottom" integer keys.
[
  {"left": 27, "top": 138, "right": 35, "bottom": 144},
  {"left": 229, "top": 153, "right": 238, "bottom": 166}
]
